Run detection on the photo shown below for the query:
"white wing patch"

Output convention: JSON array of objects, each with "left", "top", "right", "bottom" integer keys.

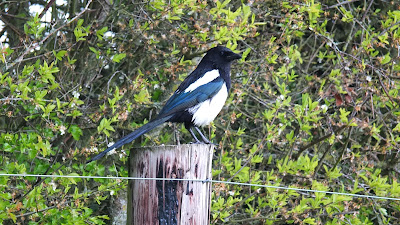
[
  {"left": 189, "top": 83, "right": 228, "bottom": 127},
  {"left": 184, "top": 69, "right": 220, "bottom": 93}
]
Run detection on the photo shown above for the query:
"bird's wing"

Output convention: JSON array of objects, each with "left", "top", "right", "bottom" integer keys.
[{"left": 158, "top": 77, "right": 224, "bottom": 118}]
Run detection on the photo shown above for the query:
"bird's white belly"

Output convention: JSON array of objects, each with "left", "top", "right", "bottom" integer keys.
[{"left": 189, "top": 83, "right": 228, "bottom": 127}]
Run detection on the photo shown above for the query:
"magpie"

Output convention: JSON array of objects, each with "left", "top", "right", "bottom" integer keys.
[{"left": 87, "top": 46, "right": 241, "bottom": 163}]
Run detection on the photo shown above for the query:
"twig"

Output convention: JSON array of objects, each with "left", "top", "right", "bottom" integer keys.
[
  {"left": 374, "top": 69, "right": 396, "bottom": 106},
  {"left": 361, "top": 0, "right": 374, "bottom": 22},
  {"left": 332, "top": 127, "right": 353, "bottom": 171},
  {"left": 323, "top": 0, "right": 360, "bottom": 10},
  {"left": 295, "top": 125, "right": 347, "bottom": 158},
  {"left": 39, "top": 0, "right": 56, "bottom": 19},
  {"left": 314, "top": 144, "right": 332, "bottom": 177},
  {"left": 7, "top": 0, "right": 93, "bottom": 70}
]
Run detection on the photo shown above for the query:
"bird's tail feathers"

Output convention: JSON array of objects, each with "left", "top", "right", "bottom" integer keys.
[{"left": 86, "top": 115, "right": 172, "bottom": 163}]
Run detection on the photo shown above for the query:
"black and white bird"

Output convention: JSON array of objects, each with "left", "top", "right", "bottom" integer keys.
[{"left": 87, "top": 46, "right": 241, "bottom": 163}]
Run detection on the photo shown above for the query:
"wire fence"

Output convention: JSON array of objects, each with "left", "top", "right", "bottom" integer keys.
[{"left": 1, "top": 173, "right": 400, "bottom": 201}]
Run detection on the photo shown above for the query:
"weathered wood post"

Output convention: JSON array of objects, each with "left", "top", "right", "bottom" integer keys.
[{"left": 127, "top": 144, "right": 214, "bottom": 225}]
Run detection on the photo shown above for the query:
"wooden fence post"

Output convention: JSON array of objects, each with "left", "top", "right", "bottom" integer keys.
[{"left": 127, "top": 144, "right": 214, "bottom": 225}]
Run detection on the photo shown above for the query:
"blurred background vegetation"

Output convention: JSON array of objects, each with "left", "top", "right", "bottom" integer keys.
[{"left": 1, "top": 0, "right": 400, "bottom": 224}]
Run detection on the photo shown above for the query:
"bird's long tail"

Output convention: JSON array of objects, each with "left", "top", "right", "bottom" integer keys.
[{"left": 86, "top": 115, "right": 172, "bottom": 163}]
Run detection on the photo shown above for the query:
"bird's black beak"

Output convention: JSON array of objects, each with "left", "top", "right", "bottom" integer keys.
[{"left": 227, "top": 52, "right": 242, "bottom": 61}]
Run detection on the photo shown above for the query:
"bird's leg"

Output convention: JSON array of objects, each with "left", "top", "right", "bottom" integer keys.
[
  {"left": 188, "top": 127, "right": 202, "bottom": 144},
  {"left": 194, "top": 126, "right": 211, "bottom": 144}
]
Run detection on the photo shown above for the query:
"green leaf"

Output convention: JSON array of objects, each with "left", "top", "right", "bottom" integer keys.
[
  {"left": 68, "top": 173, "right": 81, "bottom": 185},
  {"left": 112, "top": 53, "right": 126, "bottom": 63},
  {"left": 8, "top": 212, "right": 16, "bottom": 223},
  {"left": 379, "top": 207, "right": 388, "bottom": 216},
  {"left": 53, "top": 50, "right": 67, "bottom": 61},
  {"left": 89, "top": 47, "right": 100, "bottom": 59},
  {"left": 324, "top": 165, "right": 343, "bottom": 180},
  {"left": 380, "top": 53, "right": 391, "bottom": 65},
  {"left": 68, "top": 125, "right": 83, "bottom": 141},
  {"left": 134, "top": 88, "right": 150, "bottom": 103},
  {"left": 303, "top": 217, "right": 316, "bottom": 224},
  {"left": 36, "top": 137, "right": 51, "bottom": 157},
  {"left": 77, "top": 19, "right": 84, "bottom": 27},
  {"left": 239, "top": 48, "right": 251, "bottom": 62},
  {"left": 1, "top": 47, "right": 14, "bottom": 62},
  {"left": 67, "top": 55, "right": 77, "bottom": 64},
  {"left": 339, "top": 108, "right": 350, "bottom": 123},
  {"left": 251, "top": 155, "right": 263, "bottom": 163},
  {"left": 98, "top": 118, "right": 115, "bottom": 137},
  {"left": 38, "top": 61, "right": 59, "bottom": 84},
  {"left": 393, "top": 123, "right": 400, "bottom": 132},
  {"left": 96, "top": 26, "right": 108, "bottom": 40},
  {"left": 42, "top": 103, "right": 56, "bottom": 116}
]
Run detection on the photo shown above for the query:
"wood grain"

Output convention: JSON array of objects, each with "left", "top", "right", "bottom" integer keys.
[{"left": 127, "top": 144, "right": 214, "bottom": 225}]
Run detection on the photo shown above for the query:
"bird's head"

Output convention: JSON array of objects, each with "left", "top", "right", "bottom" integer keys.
[{"left": 203, "top": 46, "right": 242, "bottom": 66}]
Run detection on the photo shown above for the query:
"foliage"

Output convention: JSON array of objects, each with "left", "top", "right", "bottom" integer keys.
[{"left": 1, "top": 0, "right": 400, "bottom": 224}]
